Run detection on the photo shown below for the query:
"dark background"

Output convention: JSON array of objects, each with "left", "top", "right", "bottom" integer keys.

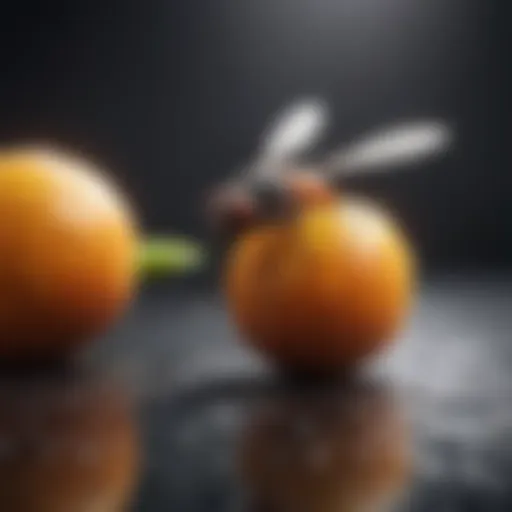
[
  {"left": 0, "top": 3, "right": 510, "bottom": 511},
  {"left": 0, "top": 0, "right": 507, "bottom": 274}
]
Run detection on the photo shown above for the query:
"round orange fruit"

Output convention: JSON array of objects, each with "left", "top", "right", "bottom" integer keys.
[
  {"left": 0, "top": 147, "right": 138, "bottom": 358},
  {"left": 225, "top": 195, "right": 415, "bottom": 371}
]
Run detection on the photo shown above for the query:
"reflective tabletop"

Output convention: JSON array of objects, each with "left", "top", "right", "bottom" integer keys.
[{"left": 0, "top": 276, "right": 510, "bottom": 511}]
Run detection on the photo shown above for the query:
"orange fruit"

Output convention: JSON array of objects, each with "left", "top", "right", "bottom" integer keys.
[
  {"left": 225, "top": 193, "right": 415, "bottom": 371},
  {"left": 0, "top": 147, "right": 138, "bottom": 358}
]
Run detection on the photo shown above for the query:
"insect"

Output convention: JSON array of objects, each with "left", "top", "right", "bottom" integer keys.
[{"left": 210, "top": 99, "right": 453, "bottom": 372}]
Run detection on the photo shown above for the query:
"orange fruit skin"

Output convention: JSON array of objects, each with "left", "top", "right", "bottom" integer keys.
[
  {"left": 0, "top": 147, "right": 138, "bottom": 358},
  {"left": 225, "top": 195, "right": 415, "bottom": 371}
]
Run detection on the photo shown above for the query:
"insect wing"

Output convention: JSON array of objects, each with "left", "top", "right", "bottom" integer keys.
[{"left": 327, "top": 120, "right": 453, "bottom": 177}]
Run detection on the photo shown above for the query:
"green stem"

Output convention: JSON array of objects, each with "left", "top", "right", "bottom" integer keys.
[{"left": 139, "top": 236, "right": 206, "bottom": 279}]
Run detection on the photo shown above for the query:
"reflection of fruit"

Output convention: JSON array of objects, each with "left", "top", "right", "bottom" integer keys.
[
  {"left": 240, "top": 380, "right": 410, "bottom": 512},
  {"left": 225, "top": 191, "right": 414, "bottom": 371},
  {"left": 0, "top": 147, "right": 138, "bottom": 357},
  {"left": 0, "top": 368, "right": 139, "bottom": 512}
]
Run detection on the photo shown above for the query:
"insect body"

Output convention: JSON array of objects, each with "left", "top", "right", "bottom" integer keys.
[{"left": 211, "top": 100, "right": 452, "bottom": 371}]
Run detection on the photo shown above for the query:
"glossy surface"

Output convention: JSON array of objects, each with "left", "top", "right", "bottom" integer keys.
[
  {"left": 0, "top": 148, "right": 138, "bottom": 357},
  {"left": 0, "top": 277, "right": 510, "bottom": 511},
  {"left": 225, "top": 197, "right": 414, "bottom": 370},
  {"left": 0, "top": 367, "right": 139, "bottom": 512},
  {"left": 240, "top": 380, "right": 410, "bottom": 512},
  {"left": 93, "top": 276, "right": 511, "bottom": 511}
]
